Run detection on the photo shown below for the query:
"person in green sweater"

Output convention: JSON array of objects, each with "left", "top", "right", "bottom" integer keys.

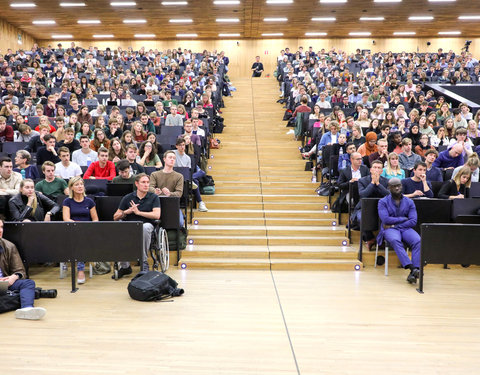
[{"left": 35, "top": 161, "right": 69, "bottom": 200}]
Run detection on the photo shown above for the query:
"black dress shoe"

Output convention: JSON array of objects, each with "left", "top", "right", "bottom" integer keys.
[
  {"left": 112, "top": 266, "right": 132, "bottom": 279},
  {"left": 407, "top": 268, "right": 419, "bottom": 284}
]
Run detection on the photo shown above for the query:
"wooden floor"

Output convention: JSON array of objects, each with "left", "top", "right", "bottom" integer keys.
[
  {"left": 2, "top": 264, "right": 480, "bottom": 374},
  {"left": 3, "top": 77, "right": 480, "bottom": 374}
]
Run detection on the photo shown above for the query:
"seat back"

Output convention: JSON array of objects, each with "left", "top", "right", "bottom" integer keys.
[
  {"left": 96, "top": 196, "right": 123, "bottom": 221},
  {"left": 360, "top": 198, "right": 380, "bottom": 232}
]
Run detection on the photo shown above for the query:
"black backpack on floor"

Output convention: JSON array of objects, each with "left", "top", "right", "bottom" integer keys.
[
  {"left": 0, "top": 290, "right": 21, "bottom": 314},
  {"left": 128, "top": 271, "right": 184, "bottom": 302}
]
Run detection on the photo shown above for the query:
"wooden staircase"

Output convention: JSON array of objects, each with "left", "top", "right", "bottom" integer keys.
[{"left": 178, "top": 77, "right": 361, "bottom": 270}]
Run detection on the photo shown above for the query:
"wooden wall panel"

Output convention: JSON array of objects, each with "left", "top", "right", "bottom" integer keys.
[
  {"left": 37, "top": 37, "right": 479, "bottom": 79},
  {"left": 0, "top": 18, "right": 36, "bottom": 54}
]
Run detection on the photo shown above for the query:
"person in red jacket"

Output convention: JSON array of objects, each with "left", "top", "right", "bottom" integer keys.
[
  {"left": 83, "top": 147, "right": 116, "bottom": 180},
  {"left": 0, "top": 116, "right": 14, "bottom": 142}
]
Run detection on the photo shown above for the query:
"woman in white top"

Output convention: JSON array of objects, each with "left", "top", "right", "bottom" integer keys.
[{"left": 394, "top": 104, "right": 409, "bottom": 121}]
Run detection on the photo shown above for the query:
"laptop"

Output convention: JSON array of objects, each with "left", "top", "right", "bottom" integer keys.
[{"left": 0, "top": 280, "right": 9, "bottom": 296}]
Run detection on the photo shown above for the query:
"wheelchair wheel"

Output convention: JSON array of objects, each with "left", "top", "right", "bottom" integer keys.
[{"left": 158, "top": 228, "right": 169, "bottom": 272}]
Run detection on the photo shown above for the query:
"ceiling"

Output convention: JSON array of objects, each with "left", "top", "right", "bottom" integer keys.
[{"left": 3, "top": 0, "right": 480, "bottom": 40}]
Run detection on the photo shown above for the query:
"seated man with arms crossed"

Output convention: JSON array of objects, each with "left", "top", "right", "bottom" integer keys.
[
  {"left": 0, "top": 219, "right": 46, "bottom": 319},
  {"left": 401, "top": 161, "right": 434, "bottom": 198},
  {"left": 55, "top": 147, "right": 82, "bottom": 180},
  {"left": 113, "top": 173, "right": 160, "bottom": 278},
  {"left": 149, "top": 150, "right": 184, "bottom": 227},
  {"left": 377, "top": 178, "right": 421, "bottom": 284},
  {"left": 35, "top": 161, "right": 69, "bottom": 200}
]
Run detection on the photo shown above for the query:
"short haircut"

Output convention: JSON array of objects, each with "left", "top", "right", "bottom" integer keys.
[
  {"left": 65, "top": 127, "right": 75, "bottom": 134},
  {"left": 402, "top": 138, "right": 412, "bottom": 146},
  {"left": 135, "top": 173, "right": 149, "bottom": 183},
  {"left": 43, "top": 134, "right": 56, "bottom": 143},
  {"left": 18, "top": 124, "right": 30, "bottom": 134},
  {"left": 56, "top": 116, "right": 65, "bottom": 122},
  {"left": 0, "top": 116, "right": 6, "bottom": 123},
  {"left": 116, "top": 159, "right": 130, "bottom": 171},
  {"left": 125, "top": 107, "right": 134, "bottom": 114},
  {"left": 176, "top": 136, "right": 185, "bottom": 146},
  {"left": 163, "top": 150, "right": 176, "bottom": 159},
  {"left": 79, "top": 135, "right": 90, "bottom": 141},
  {"left": 58, "top": 146, "right": 70, "bottom": 155},
  {"left": 425, "top": 149, "right": 439, "bottom": 158},
  {"left": 16, "top": 150, "right": 31, "bottom": 163},
  {"left": 371, "top": 160, "right": 383, "bottom": 168},
  {"left": 126, "top": 144, "right": 137, "bottom": 152},
  {"left": 455, "top": 127, "right": 467, "bottom": 135},
  {"left": 453, "top": 108, "right": 461, "bottom": 115},
  {"left": 413, "top": 161, "right": 427, "bottom": 170},
  {"left": 98, "top": 146, "right": 108, "bottom": 154},
  {"left": 39, "top": 124, "right": 50, "bottom": 131},
  {"left": 42, "top": 160, "right": 55, "bottom": 172}
]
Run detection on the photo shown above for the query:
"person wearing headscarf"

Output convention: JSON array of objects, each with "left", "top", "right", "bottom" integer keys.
[{"left": 357, "top": 131, "right": 378, "bottom": 157}]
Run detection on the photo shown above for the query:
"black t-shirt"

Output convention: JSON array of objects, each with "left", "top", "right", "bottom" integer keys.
[
  {"left": 58, "top": 139, "right": 81, "bottom": 156},
  {"left": 119, "top": 191, "right": 160, "bottom": 224}
]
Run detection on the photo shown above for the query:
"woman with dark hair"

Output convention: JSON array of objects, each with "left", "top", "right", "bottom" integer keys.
[
  {"left": 120, "top": 130, "right": 134, "bottom": 149},
  {"left": 415, "top": 134, "right": 435, "bottom": 158},
  {"left": 406, "top": 123, "right": 421, "bottom": 147},
  {"left": 77, "top": 105, "right": 93, "bottom": 125},
  {"left": 90, "top": 128, "right": 110, "bottom": 152},
  {"left": 8, "top": 179, "right": 59, "bottom": 222},
  {"left": 138, "top": 140, "right": 162, "bottom": 168},
  {"left": 108, "top": 137, "right": 125, "bottom": 164}
]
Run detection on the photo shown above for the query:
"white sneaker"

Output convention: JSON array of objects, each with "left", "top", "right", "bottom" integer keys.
[
  {"left": 15, "top": 307, "right": 46, "bottom": 320},
  {"left": 286, "top": 129, "right": 294, "bottom": 135},
  {"left": 192, "top": 182, "right": 198, "bottom": 190},
  {"left": 198, "top": 201, "right": 208, "bottom": 212}
]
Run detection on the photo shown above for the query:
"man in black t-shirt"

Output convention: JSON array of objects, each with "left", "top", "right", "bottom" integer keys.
[
  {"left": 251, "top": 56, "right": 264, "bottom": 77},
  {"left": 113, "top": 173, "right": 160, "bottom": 278}
]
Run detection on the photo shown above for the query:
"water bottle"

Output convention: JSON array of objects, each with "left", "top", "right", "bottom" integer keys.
[
  {"left": 20, "top": 169, "right": 26, "bottom": 180},
  {"left": 342, "top": 159, "right": 347, "bottom": 169},
  {"left": 339, "top": 147, "right": 343, "bottom": 156},
  {"left": 87, "top": 156, "right": 92, "bottom": 166},
  {"left": 311, "top": 174, "right": 317, "bottom": 183}
]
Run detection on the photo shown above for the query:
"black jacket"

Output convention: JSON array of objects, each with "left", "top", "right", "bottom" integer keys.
[
  {"left": 438, "top": 180, "right": 469, "bottom": 199},
  {"left": 337, "top": 165, "right": 370, "bottom": 192},
  {"left": 8, "top": 193, "right": 60, "bottom": 222}
]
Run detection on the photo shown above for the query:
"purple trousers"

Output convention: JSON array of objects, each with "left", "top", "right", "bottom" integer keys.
[{"left": 383, "top": 228, "right": 421, "bottom": 268}]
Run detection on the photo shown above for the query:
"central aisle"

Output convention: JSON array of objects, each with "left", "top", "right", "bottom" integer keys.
[{"left": 180, "top": 78, "right": 359, "bottom": 270}]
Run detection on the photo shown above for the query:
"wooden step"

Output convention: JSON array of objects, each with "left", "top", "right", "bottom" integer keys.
[
  {"left": 177, "top": 257, "right": 361, "bottom": 270},
  {"left": 188, "top": 235, "right": 348, "bottom": 246},
  {"left": 201, "top": 194, "right": 322, "bottom": 203},
  {"left": 189, "top": 225, "right": 346, "bottom": 237},
  {"left": 190, "top": 217, "right": 339, "bottom": 226},
  {"left": 203, "top": 201, "right": 330, "bottom": 210},
  {"left": 194, "top": 209, "right": 335, "bottom": 219}
]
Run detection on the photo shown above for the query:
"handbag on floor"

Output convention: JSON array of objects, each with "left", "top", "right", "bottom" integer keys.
[{"left": 128, "top": 271, "right": 184, "bottom": 302}]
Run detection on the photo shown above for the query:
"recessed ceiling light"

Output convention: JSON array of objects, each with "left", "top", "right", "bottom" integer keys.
[
  {"left": 458, "top": 15, "right": 480, "bottom": 20},
  {"left": 77, "top": 20, "right": 101, "bottom": 24},
  {"left": 52, "top": 34, "right": 73, "bottom": 38},
  {"left": 360, "top": 17, "right": 385, "bottom": 21},
  {"left": 60, "top": 2, "right": 85, "bottom": 6},
  {"left": 266, "top": 0, "right": 293, "bottom": 3},
  {"left": 216, "top": 18, "right": 240, "bottom": 22},
  {"left": 93, "top": 34, "right": 114, "bottom": 38},
  {"left": 320, "top": 0, "right": 347, "bottom": 3},
  {"left": 111, "top": 1, "right": 136, "bottom": 5},
  {"left": 177, "top": 33, "right": 198, "bottom": 37},
  {"left": 393, "top": 31, "right": 416, "bottom": 35},
  {"left": 312, "top": 17, "right": 336, "bottom": 21},
  {"left": 349, "top": 32, "right": 372, "bottom": 36},
  {"left": 213, "top": 0, "right": 240, "bottom": 4},
  {"left": 305, "top": 32, "right": 327, "bottom": 36},
  {"left": 169, "top": 19, "right": 193, "bottom": 22},
  {"left": 409, "top": 16, "right": 434, "bottom": 20},
  {"left": 219, "top": 33, "right": 241, "bottom": 36},
  {"left": 32, "top": 20, "right": 56, "bottom": 24},
  {"left": 134, "top": 34, "right": 156, "bottom": 38},
  {"left": 10, "top": 3, "right": 36, "bottom": 7},
  {"left": 262, "top": 32, "right": 283, "bottom": 36},
  {"left": 374, "top": 0, "right": 401, "bottom": 2},
  {"left": 438, "top": 31, "right": 461, "bottom": 35},
  {"left": 162, "top": 1, "right": 188, "bottom": 4},
  {"left": 123, "top": 19, "right": 147, "bottom": 23},
  {"left": 264, "top": 17, "right": 288, "bottom": 21}
]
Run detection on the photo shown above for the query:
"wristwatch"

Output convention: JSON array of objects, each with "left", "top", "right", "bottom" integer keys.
[{"left": 14, "top": 272, "right": 23, "bottom": 279}]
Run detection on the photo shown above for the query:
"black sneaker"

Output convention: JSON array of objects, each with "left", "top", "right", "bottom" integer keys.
[
  {"left": 112, "top": 266, "right": 132, "bottom": 279},
  {"left": 406, "top": 268, "right": 419, "bottom": 284}
]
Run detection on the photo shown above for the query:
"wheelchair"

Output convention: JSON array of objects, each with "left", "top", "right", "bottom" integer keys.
[{"left": 149, "top": 222, "right": 170, "bottom": 273}]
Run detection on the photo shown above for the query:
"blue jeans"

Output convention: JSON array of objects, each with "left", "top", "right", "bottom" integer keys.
[
  {"left": 9, "top": 279, "right": 35, "bottom": 308},
  {"left": 193, "top": 167, "right": 205, "bottom": 203}
]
